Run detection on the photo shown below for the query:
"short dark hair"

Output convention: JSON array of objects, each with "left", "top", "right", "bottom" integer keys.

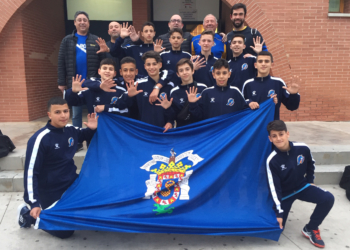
[
  {"left": 213, "top": 59, "right": 229, "bottom": 71},
  {"left": 169, "top": 28, "right": 183, "bottom": 37},
  {"left": 74, "top": 11, "right": 89, "bottom": 21},
  {"left": 231, "top": 34, "right": 246, "bottom": 44},
  {"left": 141, "top": 22, "right": 155, "bottom": 32},
  {"left": 176, "top": 58, "right": 193, "bottom": 72},
  {"left": 47, "top": 97, "right": 67, "bottom": 111},
  {"left": 200, "top": 30, "right": 214, "bottom": 40},
  {"left": 257, "top": 51, "right": 274, "bottom": 63},
  {"left": 141, "top": 51, "right": 162, "bottom": 63},
  {"left": 267, "top": 120, "right": 288, "bottom": 135},
  {"left": 120, "top": 56, "right": 136, "bottom": 67},
  {"left": 231, "top": 3, "right": 247, "bottom": 16},
  {"left": 100, "top": 58, "right": 116, "bottom": 71}
]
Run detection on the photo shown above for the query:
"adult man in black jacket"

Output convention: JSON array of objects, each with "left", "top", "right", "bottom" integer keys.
[
  {"left": 57, "top": 11, "right": 106, "bottom": 150},
  {"left": 157, "top": 14, "right": 192, "bottom": 53}
]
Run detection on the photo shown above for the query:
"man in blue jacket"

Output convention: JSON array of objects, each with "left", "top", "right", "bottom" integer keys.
[
  {"left": 17, "top": 97, "right": 98, "bottom": 239},
  {"left": 266, "top": 120, "right": 334, "bottom": 248},
  {"left": 242, "top": 51, "right": 300, "bottom": 120}
]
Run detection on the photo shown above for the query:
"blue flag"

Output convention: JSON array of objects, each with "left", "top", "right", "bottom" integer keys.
[{"left": 37, "top": 99, "right": 281, "bottom": 241}]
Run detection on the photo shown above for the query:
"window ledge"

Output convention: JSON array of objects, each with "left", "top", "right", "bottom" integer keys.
[{"left": 328, "top": 13, "right": 350, "bottom": 17}]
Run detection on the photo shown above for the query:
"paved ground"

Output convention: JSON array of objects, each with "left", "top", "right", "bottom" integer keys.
[{"left": 0, "top": 185, "right": 349, "bottom": 250}]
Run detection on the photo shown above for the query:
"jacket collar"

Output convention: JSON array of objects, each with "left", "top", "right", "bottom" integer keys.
[
  {"left": 214, "top": 84, "right": 230, "bottom": 91},
  {"left": 46, "top": 120, "right": 66, "bottom": 132},
  {"left": 231, "top": 53, "right": 244, "bottom": 61},
  {"left": 179, "top": 81, "right": 197, "bottom": 89},
  {"left": 254, "top": 74, "right": 271, "bottom": 82},
  {"left": 170, "top": 48, "right": 183, "bottom": 54},
  {"left": 274, "top": 141, "right": 293, "bottom": 155},
  {"left": 199, "top": 52, "right": 214, "bottom": 61}
]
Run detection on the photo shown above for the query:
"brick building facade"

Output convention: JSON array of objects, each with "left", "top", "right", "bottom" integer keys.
[{"left": 0, "top": 0, "right": 349, "bottom": 122}]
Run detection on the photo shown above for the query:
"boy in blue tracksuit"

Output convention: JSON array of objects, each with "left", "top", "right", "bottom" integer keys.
[
  {"left": 160, "top": 28, "right": 192, "bottom": 87},
  {"left": 192, "top": 30, "right": 218, "bottom": 87},
  {"left": 242, "top": 51, "right": 300, "bottom": 120},
  {"left": 107, "top": 22, "right": 164, "bottom": 77},
  {"left": 156, "top": 58, "right": 207, "bottom": 127},
  {"left": 17, "top": 97, "right": 97, "bottom": 239},
  {"left": 228, "top": 34, "right": 257, "bottom": 91},
  {"left": 96, "top": 51, "right": 174, "bottom": 132},
  {"left": 188, "top": 59, "right": 250, "bottom": 120},
  {"left": 266, "top": 120, "right": 334, "bottom": 248},
  {"left": 64, "top": 58, "right": 129, "bottom": 117}
]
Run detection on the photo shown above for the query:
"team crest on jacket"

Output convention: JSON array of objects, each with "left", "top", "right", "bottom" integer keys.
[
  {"left": 68, "top": 137, "right": 74, "bottom": 147},
  {"left": 297, "top": 155, "right": 305, "bottom": 165},
  {"left": 141, "top": 149, "right": 204, "bottom": 215},
  {"left": 226, "top": 98, "right": 234, "bottom": 106},
  {"left": 267, "top": 89, "right": 275, "bottom": 97},
  {"left": 111, "top": 96, "right": 118, "bottom": 104},
  {"left": 241, "top": 63, "right": 248, "bottom": 71},
  {"left": 209, "top": 66, "right": 214, "bottom": 72},
  {"left": 160, "top": 92, "right": 167, "bottom": 100},
  {"left": 180, "top": 98, "right": 185, "bottom": 103},
  {"left": 196, "top": 93, "right": 201, "bottom": 98}
]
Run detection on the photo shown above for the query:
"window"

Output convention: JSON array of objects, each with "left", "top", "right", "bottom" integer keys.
[{"left": 329, "top": 0, "right": 344, "bottom": 12}]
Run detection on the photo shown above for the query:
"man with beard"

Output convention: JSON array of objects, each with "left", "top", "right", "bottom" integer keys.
[
  {"left": 226, "top": 3, "right": 268, "bottom": 61},
  {"left": 191, "top": 14, "right": 227, "bottom": 59},
  {"left": 157, "top": 14, "right": 193, "bottom": 53}
]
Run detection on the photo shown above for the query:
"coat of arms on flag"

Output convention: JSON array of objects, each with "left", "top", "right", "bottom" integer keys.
[{"left": 141, "top": 149, "right": 204, "bottom": 215}]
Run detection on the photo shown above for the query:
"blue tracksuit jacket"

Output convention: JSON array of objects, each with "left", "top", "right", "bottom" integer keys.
[
  {"left": 242, "top": 75, "right": 300, "bottom": 120},
  {"left": 228, "top": 53, "right": 256, "bottom": 91},
  {"left": 266, "top": 141, "right": 315, "bottom": 218},
  {"left": 189, "top": 84, "right": 248, "bottom": 120},
  {"left": 23, "top": 121, "right": 95, "bottom": 208},
  {"left": 193, "top": 53, "right": 218, "bottom": 87}
]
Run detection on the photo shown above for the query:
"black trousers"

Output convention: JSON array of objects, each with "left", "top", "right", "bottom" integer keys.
[
  {"left": 282, "top": 185, "right": 334, "bottom": 230},
  {"left": 37, "top": 189, "right": 75, "bottom": 239}
]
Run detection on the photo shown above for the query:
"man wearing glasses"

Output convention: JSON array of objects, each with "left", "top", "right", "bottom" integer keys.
[{"left": 157, "top": 14, "right": 193, "bottom": 53}]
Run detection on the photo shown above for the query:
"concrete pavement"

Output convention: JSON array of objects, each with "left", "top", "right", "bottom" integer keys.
[{"left": 0, "top": 185, "right": 349, "bottom": 250}]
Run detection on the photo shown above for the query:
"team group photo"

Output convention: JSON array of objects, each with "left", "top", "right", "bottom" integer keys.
[{"left": 0, "top": 0, "right": 349, "bottom": 249}]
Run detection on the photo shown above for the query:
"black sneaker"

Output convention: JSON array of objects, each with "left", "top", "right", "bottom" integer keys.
[
  {"left": 17, "top": 204, "right": 33, "bottom": 228},
  {"left": 302, "top": 226, "right": 325, "bottom": 248},
  {"left": 76, "top": 143, "right": 83, "bottom": 152}
]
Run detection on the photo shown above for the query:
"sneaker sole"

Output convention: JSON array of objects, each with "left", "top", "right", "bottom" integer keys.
[
  {"left": 17, "top": 203, "right": 29, "bottom": 228},
  {"left": 301, "top": 230, "right": 325, "bottom": 248}
]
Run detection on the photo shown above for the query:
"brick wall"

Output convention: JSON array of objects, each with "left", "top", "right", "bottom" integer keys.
[
  {"left": 132, "top": 0, "right": 151, "bottom": 32},
  {"left": 0, "top": 0, "right": 65, "bottom": 122},
  {"left": 21, "top": 0, "right": 65, "bottom": 120},
  {"left": 0, "top": 12, "right": 29, "bottom": 121},
  {"left": 225, "top": 0, "right": 350, "bottom": 121},
  {"left": 344, "top": 0, "right": 350, "bottom": 13}
]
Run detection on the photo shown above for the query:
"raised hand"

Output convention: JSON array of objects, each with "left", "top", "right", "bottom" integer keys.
[
  {"left": 128, "top": 25, "right": 140, "bottom": 42},
  {"left": 271, "top": 94, "right": 278, "bottom": 104},
  {"left": 192, "top": 56, "right": 206, "bottom": 71},
  {"left": 120, "top": 22, "right": 131, "bottom": 39},
  {"left": 96, "top": 38, "right": 109, "bottom": 54},
  {"left": 156, "top": 94, "right": 173, "bottom": 110},
  {"left": 186, "top": 87, "right": 201, "bottom": 103},
  {"left": 283, "top": 75, "right": 301, "bottom": 94},
  {"left": 100, "top": 79, "right": 117, "bottom": 92},
  {"left": 83, "top": 113, "right": 98, "bottom": 130},
  {"left": 163, "top": 122, "right": 173, "bottom": 133},
  {"left": 72, "top": 74, "right": 87, "bottom": 93},
  {"left": 249, "top": 102, "right": 260, "bottom": 110},
  {"left": 126, "top": 80, "right": 143, "bottom": 97},
  {"left": 250, "top": 36, "right": 265, "bottom": 54},
  {"left": 153, "top": 39, "right": 166, "bottom": 53}
]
